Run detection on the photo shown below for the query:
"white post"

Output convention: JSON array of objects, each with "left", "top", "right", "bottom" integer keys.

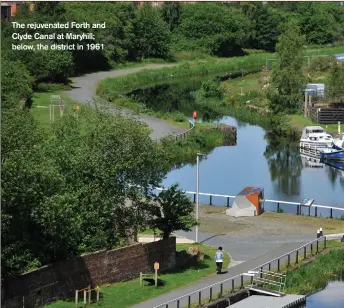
[
  {"left": 338, "top": 121, "right": 341, "bottom": 135},
  {"left": 83, "top": 290, "right": 86, "bottom": 307},
  {"left": 196, "top": 155, "right": 199, "bottom": 243},
  {"left": 96, "top": 286, "right": 100, "bottom": 304},
  {"left": 75, "top": 290, "right": 78, "bottom": 307},
  {"left": 304, "top": 91, "right": 308, "bottom": 117}
]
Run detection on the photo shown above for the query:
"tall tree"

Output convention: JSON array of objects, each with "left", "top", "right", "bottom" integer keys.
[
  {"left": 328, "top": 62, "right": 344, "bottom": 102},
  {"left": 161, "top": 2, "right": 182, "bottom": 32},
  {"left": 178, "top": 3, "right": 249, "bottom": 56},
  {"left": 242, "top": 3, "right": 284, "bottom": 51},
  {"left": 132, "top": 4, "right": 171, "bottom": 60},
  {"left": 268, "top": 21, "right": 306, "bottom": 113}
]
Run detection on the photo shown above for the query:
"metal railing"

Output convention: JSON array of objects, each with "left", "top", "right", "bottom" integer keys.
[
  {"left": 248, "top": 269, "right": 286, "bottom": 294},
  {"left": 174, "top": 120, "right": 195, "bottom": 141},
  {"left": 151, "top": 187, "right": 344, "bottom": 219},
  {"left": 154, "top": 237, "right": 326, "bottom": 308}
]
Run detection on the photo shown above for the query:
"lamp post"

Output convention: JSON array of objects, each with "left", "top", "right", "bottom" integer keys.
[{"left": 196, "top": 152, "right": 207, "bottom": 243}]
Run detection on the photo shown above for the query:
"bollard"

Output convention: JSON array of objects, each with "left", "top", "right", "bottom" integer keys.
[
  {"left": 341, "top": 235, "right": 344, "bottom": 243},
  {"left": 317, "top": 230, "right": 320, "bottom": 238},
  {"left": 75, "top": 290, "right": 78, "bottom": 308},
  {"left": 96, "top": 286, "right": 100, "bottom": 304},
  {"left": 319, "top": 227, "right": 323, "bottom": 237}
]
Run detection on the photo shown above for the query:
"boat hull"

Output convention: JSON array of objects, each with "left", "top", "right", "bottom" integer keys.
[{"left": 320, "top": 150, "right": 344, "bottom": 161}]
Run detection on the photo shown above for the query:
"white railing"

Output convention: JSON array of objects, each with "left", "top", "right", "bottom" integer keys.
[
  {"left": 174, "top": 120, "right": 195, "bottom": 140},
  {"left": 151, "top": 187, "right": 344, "bottom": 218}
]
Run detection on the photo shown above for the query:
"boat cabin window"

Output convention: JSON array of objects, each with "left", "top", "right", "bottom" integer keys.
[{"left": 312, "top": 129, "right": 325, "bottom": 133}]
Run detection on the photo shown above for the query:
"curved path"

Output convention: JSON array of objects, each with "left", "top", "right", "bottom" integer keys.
[{"left": 64, "top": 64, "right": 185, "bottom": 139}]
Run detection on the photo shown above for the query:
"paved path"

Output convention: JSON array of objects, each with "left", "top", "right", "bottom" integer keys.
[
  {"left": 130, "top": 238, "right": 313, "bottom": 308},
  {"left": 176, "top": 230, "right": 314, "bottom": 264},
  {"left": 64, "top": 64, "right": 185, "bottom": 139}
]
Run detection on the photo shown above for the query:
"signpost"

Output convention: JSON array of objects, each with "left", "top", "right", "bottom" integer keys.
[{"left": 154, "top": 262, "right": 159, "bottom": 287}]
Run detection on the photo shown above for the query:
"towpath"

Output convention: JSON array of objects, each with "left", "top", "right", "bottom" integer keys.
[
  {"left": 64, "top": 64, "right": 185, "bottom": 139},
  {"left": 130, "top": 229, "right": 314, "bottom": 308}
]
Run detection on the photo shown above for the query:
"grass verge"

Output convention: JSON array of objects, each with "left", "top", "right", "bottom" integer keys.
[
  {"left": 97, "top": 53, "right": 269, "bottom": 99},
  {"left": 289, "top": 114, "right": 344, "bottom": 136},
  {"left": 161, "top": 123, "right": 236, "bottom": 165},
  {"left": 284, "top": 240, "right": 344, "bottom": 294},
  {"left": 30, "top": 92, "right": 80, "bottom": 129},
  {"left": 261, "top": 212, "right": 344, "bottom": 235},
  {"left": 46, "top": 243, "right": 230, "bottom": 308}
]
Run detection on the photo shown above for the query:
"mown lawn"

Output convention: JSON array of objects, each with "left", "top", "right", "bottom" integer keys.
[
  {"left": 30, "top": 92, "right": 79, "bottom": 128},
  {"left": 289, "top": 114, "right": 344, "bottom": 135},
  {"left": 46, "top": 243, "right": 230, "bottom": 308}
]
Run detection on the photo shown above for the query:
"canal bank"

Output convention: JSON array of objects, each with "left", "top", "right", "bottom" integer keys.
[{"left": 163, "top": 116, "right": 344, "bottom": 209}]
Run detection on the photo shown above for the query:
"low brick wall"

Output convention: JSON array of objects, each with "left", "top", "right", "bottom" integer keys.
[{"left": 3, "top": 237, "right": 176, "bottom": 308}]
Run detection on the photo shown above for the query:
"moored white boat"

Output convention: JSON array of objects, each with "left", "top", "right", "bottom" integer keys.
[
  {"left": 320, "top": 148, "right": 344, "bottom": 161},
  {"left": 300, "top": 126, "right": 333, "bottom": 149},
  {"left": 332, "top": 133, "right": 344, "bottom": 150}
]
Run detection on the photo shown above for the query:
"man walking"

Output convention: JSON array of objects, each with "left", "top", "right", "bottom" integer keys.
[{"left": 214, "top": 246, "right": 224, "bottom": 274}]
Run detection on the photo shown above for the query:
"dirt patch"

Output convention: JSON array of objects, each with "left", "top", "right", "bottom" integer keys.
[{"left": 198, "top": 205, "right": 344, "bottom": 236}]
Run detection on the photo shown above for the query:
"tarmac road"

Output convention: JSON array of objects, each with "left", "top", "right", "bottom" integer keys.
[{"left": 64, "top": 64, "right": 185, "bottom": 139}]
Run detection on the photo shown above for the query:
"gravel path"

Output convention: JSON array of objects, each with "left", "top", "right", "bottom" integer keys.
[{"left": 64, "top": 64, "right": 185, "bottom": 139}]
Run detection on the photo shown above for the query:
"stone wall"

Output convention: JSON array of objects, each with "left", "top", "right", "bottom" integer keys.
[{"left": 3, "top": 237, "right": 176, "bottom": 308}]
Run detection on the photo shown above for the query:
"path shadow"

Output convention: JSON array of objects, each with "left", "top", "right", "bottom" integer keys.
[
  {"left": 218, "top": 271, "right": 228, "bottom": 275},
  {"left": 200, "top": 234, "right": 225, "bottom": 244}
]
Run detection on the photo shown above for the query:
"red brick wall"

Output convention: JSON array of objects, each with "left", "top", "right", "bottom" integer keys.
[{"left": 3, "top": 237, "right": 176, "bottom": 308}]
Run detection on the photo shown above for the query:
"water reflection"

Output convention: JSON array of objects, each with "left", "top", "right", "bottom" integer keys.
[
  {"left": 264, "top": 143, "right": 302, "bottom": 196},
  {"left": 305, "top": 281, "right": 344, "bottom": 307},
  {"left": 128, "top": 80, "right": 344, "bottom": 208},
  {"left": 163, "top": 116, "right": 344, "bottom": 208},
  {"left": 128, "top": 76, "right": 226, "bottom": 122}
]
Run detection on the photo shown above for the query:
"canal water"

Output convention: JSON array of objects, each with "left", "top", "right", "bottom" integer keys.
[
  {"left": 129, "top": 79, "right": 344, "bottom": 213},
  {"left": 305, "top": 281, "right": 344, "bottom": 307}
]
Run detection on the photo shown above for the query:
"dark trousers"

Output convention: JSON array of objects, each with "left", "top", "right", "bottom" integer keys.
[{"left": 216, "top": 262, "right": 223, "bottom": 273}]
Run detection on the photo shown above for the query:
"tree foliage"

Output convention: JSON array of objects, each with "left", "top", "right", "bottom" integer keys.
[
  {"left": 268, "top": 21, "right": 306, "bottom": 113},
  {"left": 149, "top": 184, "right": 198, "bottom": 239},
  {"left": 1, "top": 105, "right": 176, "bottom": 278},
  {"left": 328, "top": 62, "right": 344, "bottom": 101},
  {"left": 1, "top": 57, "right": 34, "bottom": 108},
  {"left": 178, "top": 3, "right": 249, "bottom": 56},
  {"left": 161, "top": 2, "right": 182, "bottom": 32},
  {"left": 132, "top": 4, "right": 171, "bottom": 60},
  {"left": 242, "top": 3, "right": 284, "bottom": 51}
]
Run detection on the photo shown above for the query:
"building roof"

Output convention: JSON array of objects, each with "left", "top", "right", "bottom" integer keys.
[{"left": 238, "top": 187, "right": 263, "bottom": 196}]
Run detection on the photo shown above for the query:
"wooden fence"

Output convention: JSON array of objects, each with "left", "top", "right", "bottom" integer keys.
[{"left": 310, "top": 107, "right": 344, "bottom": 124}]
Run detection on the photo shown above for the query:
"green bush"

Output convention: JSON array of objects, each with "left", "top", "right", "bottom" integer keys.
[
  {"left": 36, "top": 83, "right": 71, "bottom": 92},
  {"left": 310, "top": 56, "right": 337, "bottom": 72}
]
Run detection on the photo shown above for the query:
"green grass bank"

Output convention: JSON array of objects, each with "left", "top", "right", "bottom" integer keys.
[
  {"left": 46, "top": 243, "right": 230, "bottom": 308},
  {"left": 284, "top": 240, "right": 344, "bottom": 295}
]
